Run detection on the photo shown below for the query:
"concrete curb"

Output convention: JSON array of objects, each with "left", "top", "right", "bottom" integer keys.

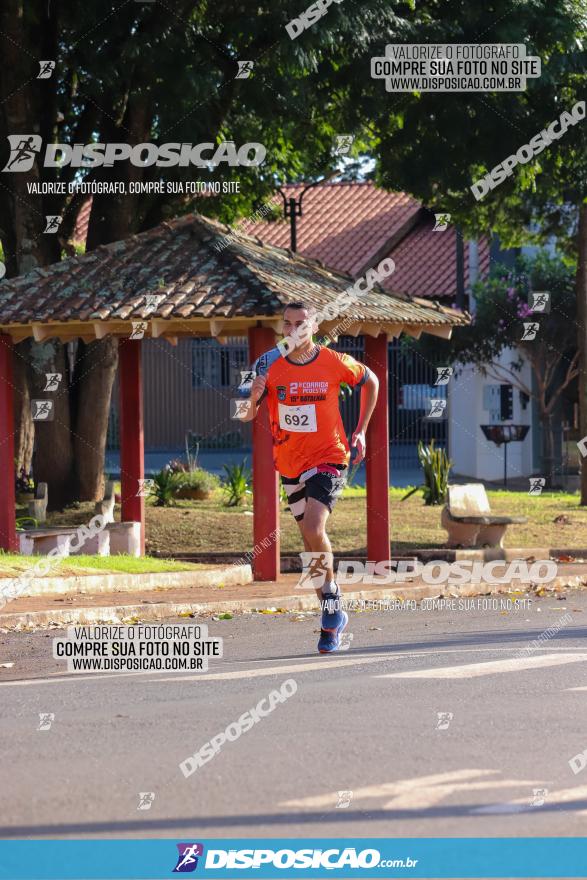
[
  {"left": 1, "top": 564, "right": 252, "bottom": 597},
  {"left": 0, "top": 577, "right": 579, "bottom": 630},
  {"left": 154, "top": 548, "right": 587, "bottom": 569}
]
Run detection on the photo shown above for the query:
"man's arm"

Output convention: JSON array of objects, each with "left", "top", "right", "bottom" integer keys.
[
  {"left": 236, "top": 374, "right": 267, "bottom": 422},
  {"left": 351, "top": 372, "right": 379, "bottom": 463}
]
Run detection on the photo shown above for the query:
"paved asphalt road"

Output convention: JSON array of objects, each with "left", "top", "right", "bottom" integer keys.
[{"left": 1, "top": 592, "right": 587, "bottom": 841}]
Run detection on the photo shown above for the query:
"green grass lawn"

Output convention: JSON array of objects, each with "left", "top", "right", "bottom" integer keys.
[
  {"left": 23, "top": 486, "right": 587, "bottom": 558},
  {"left": 0, "top": 553, "right": 208, "bottom": 578}
]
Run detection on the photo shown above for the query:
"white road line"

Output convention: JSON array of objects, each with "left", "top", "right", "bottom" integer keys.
[
  {"left": 1, "top": 646, "right": 586, "bottom": 688},
  {"left": 0, "top": 652, "right": 394, "bottom": 687},
  {"left": 282, "top": 770, "right": 543, "bottom": 811},
  {"left": 472, "top": 785, "right": 587, "bottom": 815},
  {"left": 154, "top": 654, "right": 395, "bottom": 682},
  {"left": 376, "top": 653, "right": 587, "bottom": 679}
]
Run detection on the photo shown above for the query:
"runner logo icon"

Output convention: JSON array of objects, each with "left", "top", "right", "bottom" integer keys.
[{"left": 173, "top": 843, "right": 204, "bottom": 872}]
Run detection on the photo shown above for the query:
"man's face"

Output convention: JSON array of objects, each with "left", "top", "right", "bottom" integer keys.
[{"left": 283, "top": 307, "right": 316, "bottom": 349}]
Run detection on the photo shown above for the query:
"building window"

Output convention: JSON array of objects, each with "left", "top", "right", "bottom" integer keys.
[{"left": 191, "top": 338, "right": 249, "bottom": 389}]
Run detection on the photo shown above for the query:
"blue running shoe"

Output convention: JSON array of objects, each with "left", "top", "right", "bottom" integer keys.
[{"left": 318, "top": 597, "right": 348, "bottom": 653}]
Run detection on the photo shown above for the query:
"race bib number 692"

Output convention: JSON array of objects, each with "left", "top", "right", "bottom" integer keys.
[{"left": 278, "top": 403, "right": 317, "bottom": 432}]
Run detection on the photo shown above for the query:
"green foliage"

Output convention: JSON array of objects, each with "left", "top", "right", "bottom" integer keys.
[
  {"left": 15, "top": 517, "right": 38, "bottom": 530},
  {"left": 402, "top": 440, "right": 452, "bottom": 505},
  {"left": 175, "top": 468, "right": 220, "bottom": 493},
  {"left": 222, "top": 460, "right": 252, "bottom": 507},
  {"left": 356, "top": 0, "right": 587, "bottom": 251},
  {"left": 150, "top": 469, "right": 182, "bottom": 507},
  {"left": 185, "top": 435, "right": 200, "bottom": 472},
  {"left": 420, "top": 251, "right": 576, "bottom": 370}
]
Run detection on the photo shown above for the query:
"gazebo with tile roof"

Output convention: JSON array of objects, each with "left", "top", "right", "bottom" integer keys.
[{"left": 0, "top": 212, "right": 468, "bottom": 579}]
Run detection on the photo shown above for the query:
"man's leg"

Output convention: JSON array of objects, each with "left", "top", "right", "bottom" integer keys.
[
  {"left": 300, "top": 498, "right": 335, "bottom": 601},
  {"left": 302, "top": 497, "right": 348, "bottom": 654}
]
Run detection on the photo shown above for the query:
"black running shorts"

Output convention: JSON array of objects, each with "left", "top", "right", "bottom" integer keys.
[{"left": 281, "top": 463, "right": 347, "bottom": 521}]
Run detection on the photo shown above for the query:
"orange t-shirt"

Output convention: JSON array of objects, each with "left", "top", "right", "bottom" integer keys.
[{"left": 262, "top": 346, "right": 368, "bottom": 478}]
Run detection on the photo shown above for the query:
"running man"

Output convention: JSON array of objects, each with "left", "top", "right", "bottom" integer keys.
[{"left": 240, "top": 302, "right": 379, "bottom": 653}]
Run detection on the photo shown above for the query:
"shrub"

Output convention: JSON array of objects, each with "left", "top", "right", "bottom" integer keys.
[
  {"left": 150, "top": 469, "right": 182, "bottom": 506},
  {"left": 222, "top": 459, "right": 252, "bottom": 507},
  {"left": 402, "top": 439, "right": 452, "bottom": 506},
  {"left": 175, "top": 468, "right": 219, "bottom": 493}
]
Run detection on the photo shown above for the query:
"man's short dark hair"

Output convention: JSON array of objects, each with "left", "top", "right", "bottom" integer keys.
[{"left": 284, "top": 301, "right": 316, "bottom": 315}]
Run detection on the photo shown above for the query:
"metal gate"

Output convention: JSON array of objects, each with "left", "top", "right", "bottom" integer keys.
[
  {"left": 107, "top": 336, "right": 447, "bottom": 467},
  {"left": 389, "top": 338, "right": 447, "bottom": 468}
]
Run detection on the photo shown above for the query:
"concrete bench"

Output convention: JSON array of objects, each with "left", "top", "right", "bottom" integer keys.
[
  {"left": 441, "top": 483, "right": 527, "bottom": 548},
  {"left": 18, "top": 521, "right": 140, "bottom": 557},
  {"left": 27, "top": 482, "right": 48, "bottom": 524},
  {"left": 19, "top": 526, "right": 110, "bottom": 556}
]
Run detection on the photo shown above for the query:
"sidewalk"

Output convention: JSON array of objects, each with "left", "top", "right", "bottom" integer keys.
[{"left": 1, "top": 566, "right": 586, "bottom": 630}]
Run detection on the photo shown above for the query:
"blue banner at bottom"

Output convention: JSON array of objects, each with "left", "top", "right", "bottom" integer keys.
[{"left": 0, "top": 838, "right": 586, "bottom": 879}]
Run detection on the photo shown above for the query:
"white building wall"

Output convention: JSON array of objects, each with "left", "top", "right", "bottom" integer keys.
[{"left": 449, "top": 349, "right": 535, "bottom": 482}]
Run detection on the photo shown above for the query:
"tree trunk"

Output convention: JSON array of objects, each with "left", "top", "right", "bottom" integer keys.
[
  {"left": 541, "top": 411, "right": 557, "bottom": 489},
  {"left": 72, "top": 93, "right": 153, "bottom": 502},
  {"left": 12, "top": 341, "right": 34, "bottom": 472},
  {"left": 577, "top": 203, "right": 587, "bottom": 503},
  {"left": 29, "top": 340, "right": 75, "bottom": 510},
  {"left": 73, "top": 339, "right": 119, "bottom": 501}
]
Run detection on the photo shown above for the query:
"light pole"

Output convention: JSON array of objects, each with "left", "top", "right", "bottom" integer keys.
[{"left": 276, "top": 175, "right": 335, "bottom": 252}]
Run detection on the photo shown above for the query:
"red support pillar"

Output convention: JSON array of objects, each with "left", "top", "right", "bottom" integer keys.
[
  {"left": 364, "top": 333, "right": 390, "bottom": 562},
  {"left": 118, "top": 339, "right": 145, "bottom": 554},
  {"left": 248, "top": 326, "right": 280, "bottom": 581},
  {"left": 0, "top": 335, "right": 17, "bottom": 552}
]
